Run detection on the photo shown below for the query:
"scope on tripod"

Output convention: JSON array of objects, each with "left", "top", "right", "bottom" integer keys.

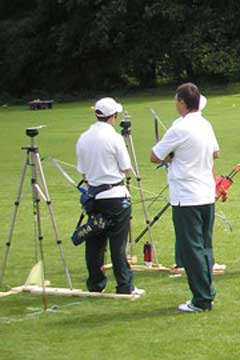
[
  {"left": 26, "top": 125, "right": 47, "bottom": 138},
  {"left": 120, "top": 112, "right": 131, "bottom": 134}
]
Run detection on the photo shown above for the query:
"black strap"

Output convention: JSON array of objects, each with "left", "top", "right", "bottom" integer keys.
[{"left": 88, "top": 180, "right": 124, "bottom": 198}]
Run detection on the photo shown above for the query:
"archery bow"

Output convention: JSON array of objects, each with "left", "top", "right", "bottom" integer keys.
[{"left": 215, "top": 164, "right": 240, "bottom": 202}]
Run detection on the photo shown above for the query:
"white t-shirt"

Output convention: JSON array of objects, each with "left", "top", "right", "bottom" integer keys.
[
  {"left": 152, "top": 111, "right": 219, "bottom": 206},
  {"left": 76, "top": 121, "right": 130, "bottom": 199}
]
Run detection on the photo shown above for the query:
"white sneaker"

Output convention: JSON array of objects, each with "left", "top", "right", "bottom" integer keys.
[
  {"left": 131, "top": 287, "right": 145, "bottom": 296},
  {"left": 213, "top": 263, "right": 226, "bottom": 271},
  {"left": 178, "top": 301, "right": 206, "bottom": 312}
]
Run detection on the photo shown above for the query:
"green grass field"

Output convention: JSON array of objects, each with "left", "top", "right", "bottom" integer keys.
[{"left": 0, "top": 87, "right": 240, "bottom": 360}]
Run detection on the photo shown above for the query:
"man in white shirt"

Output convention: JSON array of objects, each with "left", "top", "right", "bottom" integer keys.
[
  {"left": 76, "top": 97, "right": 144, "bottom": 296},
  {"left": 151, "top": 83, "right": 219, "bottom": 312}
]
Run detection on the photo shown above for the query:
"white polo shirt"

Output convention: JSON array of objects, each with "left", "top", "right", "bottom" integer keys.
[
  {"left": 152, "top": 111, "right": 219, "bottom": 206},
  {"left": 76, "top": 121, "right": 130, "bottom": 199}
]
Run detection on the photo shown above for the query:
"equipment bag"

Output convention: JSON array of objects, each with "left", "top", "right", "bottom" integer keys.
[
  {"left": 71, "top": 180, "right": 123, "bottom": 246},
  {"left": 71, "top": 213, "right": 111, "bottom": 246}
]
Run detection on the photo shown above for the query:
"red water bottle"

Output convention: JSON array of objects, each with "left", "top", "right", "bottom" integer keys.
[{"left": 144, "top": 242, "right": 153, "bottom": 267}]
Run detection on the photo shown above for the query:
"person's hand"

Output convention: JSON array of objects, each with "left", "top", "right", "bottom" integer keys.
[
  {"left": 220, "top": 187, "right": 228, "bottom": 202},
  {"left": 164, "top": 155, "right": 173, "bottom": 163},
  {"left": 164, "top": 152, "right": 174, "bottom": 163}
]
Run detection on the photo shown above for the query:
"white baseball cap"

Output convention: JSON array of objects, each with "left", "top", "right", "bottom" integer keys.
[
  {"left": 199, "top": 94, "right": 207, "bottom": 111},
  {"left": 94, "top": 97, "right": 123, "bottom": 117}
]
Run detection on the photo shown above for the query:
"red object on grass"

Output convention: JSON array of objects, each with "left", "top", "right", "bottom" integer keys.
[
  {"left": 215, "top": 165, "right": 240, "bottom": 202},
  {"left": 144, "top": 242, "right": 153, "bottom": 262}
]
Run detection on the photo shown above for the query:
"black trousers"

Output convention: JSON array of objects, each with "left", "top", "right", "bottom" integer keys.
[
  {"left": 85, "top": 197, "right": 134, "bottom": 294},
  {"left": 172, "top": 204, "right": 216, "bottom": 309}
]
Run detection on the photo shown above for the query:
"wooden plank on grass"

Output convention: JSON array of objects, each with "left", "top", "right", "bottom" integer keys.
[
  {"left": 22, "top": 285, "right": 140, "bottom": 300},
  {"left": 130, "top": 264, "right": 170, "bottom": 272}
]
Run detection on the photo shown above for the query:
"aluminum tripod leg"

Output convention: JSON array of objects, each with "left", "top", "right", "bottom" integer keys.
[
  {"left": 0, "top": 152, "right": 29, "bottom": 287},
  {"left": 123, "top": 133, "right": 159, "bottom": 265},
  {"left": 30, "top": 150, "right": 48, "bottom": 309},
  {"left": 33, "top": 151, "right": 72, "bottom": 289}
]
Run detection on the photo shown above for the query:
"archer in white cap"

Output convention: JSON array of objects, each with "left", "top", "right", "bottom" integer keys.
[
  {"left": 151, "top": 83, "right": 219, "bottom": 312},
  {"left": 76, "top": 97, "right": 144, "bottom": 296},
  {"left": 94, "top": 97, "right": 123, "bottom": 117}
]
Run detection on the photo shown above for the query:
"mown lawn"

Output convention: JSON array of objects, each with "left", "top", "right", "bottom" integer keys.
[{"left": 0, "top": 87, "right": 240, "bottom": 360}]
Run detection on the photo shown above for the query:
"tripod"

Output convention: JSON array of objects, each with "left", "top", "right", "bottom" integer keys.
[
  {"left": 120, "top": 112, "right": 159, "bottom": 265},
  {"left": 0, "top": 127, "right": 72, "bottom": 301}
]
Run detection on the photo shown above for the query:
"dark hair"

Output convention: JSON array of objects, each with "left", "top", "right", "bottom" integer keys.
[
  {"left": 95, "top": 110, "right": 109, "bottom": 122},
  {"left": 95, "top": 110, "right": 117, "bottom": 122},
  {"left": 176, "top": 83, "right": 200, "bottom": 111}
]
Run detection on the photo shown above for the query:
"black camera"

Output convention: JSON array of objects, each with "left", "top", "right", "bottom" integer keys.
[
  {"left": 120, "top": 112, "right": 132, "bottom": 134},
  {"left": 25, "top": 125, "right": 46, "bottom": 137},
  {"left": 120, "top": 119, "right": 131, "bottom": 129}
]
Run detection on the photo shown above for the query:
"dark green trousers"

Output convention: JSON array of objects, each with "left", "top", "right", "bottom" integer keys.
[
  {"left": 172, "top": 204, "right": 216, "bottom": 309},
  {"left": 85, "top": 198, "right": 134, "bottom": 294}
]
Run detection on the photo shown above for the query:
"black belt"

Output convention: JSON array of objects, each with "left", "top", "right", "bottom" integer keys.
[
  {"left": 105, "top": 180, "right": 124, "bottom": 188},
  {"left": 88, "top": 180, "right": 124, "bottom": 198}
]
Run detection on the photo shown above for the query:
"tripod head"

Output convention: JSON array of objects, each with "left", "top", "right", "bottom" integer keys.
[
  {"left": 26, "top": 125, "right": 47, "bottom": 138},
  {"left": 23, "top": 125, "right": 47, "bottom": 151},
  {"left": 120, "top": 112, "right": 132, "bottom": 135}
]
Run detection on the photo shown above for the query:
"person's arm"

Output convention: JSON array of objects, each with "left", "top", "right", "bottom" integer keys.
[
  {"left": 213, "top": 150, "right": 219, "bottom": 159},
  {"left": 151, "top": 127, "right": 179, "bottom": 165},
  {"left": 116, "top": 135, "right": 132, "bottom": 174},
  {"left": 121, "top": 168, "right": 131, "bottom": 176},
  {"left": 150, "top": 150, "right": 173, "bottom": 164}
]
